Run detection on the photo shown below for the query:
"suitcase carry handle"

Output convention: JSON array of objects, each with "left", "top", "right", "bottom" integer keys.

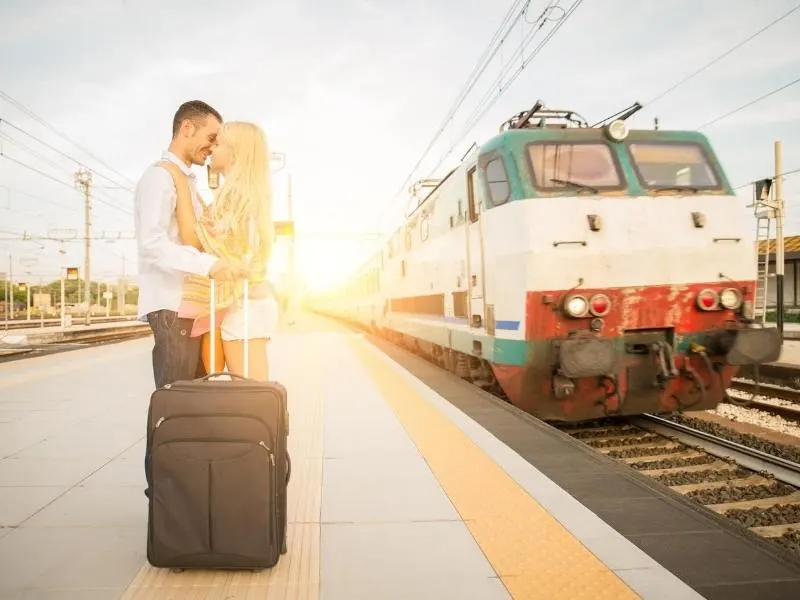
[{"left": 198, "top": 372, "right": 253, "bottom": 382}]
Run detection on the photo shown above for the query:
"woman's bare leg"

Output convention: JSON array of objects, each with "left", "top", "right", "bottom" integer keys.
[{"left": 222, "top": 338, "right": 269, "bottom": 380}]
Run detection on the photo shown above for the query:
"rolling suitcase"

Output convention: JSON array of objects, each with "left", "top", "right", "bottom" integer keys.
[{"left": 145, "top": 274, "right": 290, "bottom": 570}]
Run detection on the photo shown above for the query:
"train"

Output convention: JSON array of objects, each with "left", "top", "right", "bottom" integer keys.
[{"left": 309, "top": 101, "right": 783, "bottom": 422}]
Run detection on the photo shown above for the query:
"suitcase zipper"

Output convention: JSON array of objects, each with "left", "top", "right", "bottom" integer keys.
[
  {"left": 258, "top": 440, "right": 276, "bottom": 467},
  {"left": 258, "top": 441, "right": 278, "bottom": 556},
  {"left": 152, "top": 413, "right": 272, "bottom": 432}
]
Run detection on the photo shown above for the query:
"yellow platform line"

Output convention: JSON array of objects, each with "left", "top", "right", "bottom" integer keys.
[{"left": 350, "top": 338, "right": 640, "bottom": 600}]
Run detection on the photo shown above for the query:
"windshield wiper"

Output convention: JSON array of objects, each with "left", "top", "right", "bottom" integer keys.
[
  {"left": 653, "top": 186, "right": 699, "bottom": 195},
  {"left": 550, "top": 178, "right": 598, "bottom": 194}
]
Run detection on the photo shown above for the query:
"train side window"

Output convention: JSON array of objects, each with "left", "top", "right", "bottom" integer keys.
[
  {"left": 483, "top": 157, "right": 510, "bottom": 206},
  {"left": 467, "top": 167, "right": 479, "bottom": 223}
]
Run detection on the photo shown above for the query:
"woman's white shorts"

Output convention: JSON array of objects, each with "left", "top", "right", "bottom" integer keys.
[{"left": 220, "top": 296, "right": 279, "bottom": 342}]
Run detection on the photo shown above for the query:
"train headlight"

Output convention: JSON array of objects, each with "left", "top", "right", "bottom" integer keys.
[
  {"left": 605, "top": 120, "right": 628, "bottom": 142},
  {"left": 564, "top": 295, "right": 589, "bottom": 318},
  {"left": 720, "top": 288, "right": 742, "bottom": 310},
  {"left": 697, "top": 289, "right": 719, "bottom": 311},
  {"left": 589, "top": 293, "right": 611, "bottom": 317}
]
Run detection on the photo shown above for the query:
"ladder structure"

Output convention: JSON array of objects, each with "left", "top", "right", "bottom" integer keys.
[
  {"left": 754, "top": 213, "right": 772, "bottom": 323},
  {"left": 751, "top": 177, "right": 776, "bottom": 324}
]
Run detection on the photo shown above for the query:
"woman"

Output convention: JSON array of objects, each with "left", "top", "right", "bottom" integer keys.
[{"left": 174, "top": 121, "right": 276, "bottom": 381}]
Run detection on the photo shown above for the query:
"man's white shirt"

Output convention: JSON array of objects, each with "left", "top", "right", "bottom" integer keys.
[{"left": 134, "top": 151, "right": 217, "bottom": 319}]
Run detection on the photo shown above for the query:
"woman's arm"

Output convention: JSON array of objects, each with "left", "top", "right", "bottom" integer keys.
[
  {"left": 159, "top": 160, "right": 204, "bottom": 250},
  {"left": 176, "top": 191, "right": 203, "bottom": 250}
]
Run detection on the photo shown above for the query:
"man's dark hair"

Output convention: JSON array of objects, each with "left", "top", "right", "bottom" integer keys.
[{"left": 172, "top": 100, "right": 222, "bottom": 137}]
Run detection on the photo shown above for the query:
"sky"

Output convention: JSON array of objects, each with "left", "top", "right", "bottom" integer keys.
[{"left": 1, "top": 0, "right": 799, "bottom": 294}]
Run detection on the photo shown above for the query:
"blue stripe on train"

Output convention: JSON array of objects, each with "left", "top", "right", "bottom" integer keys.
[{"left": 390, "top": 313, "right": 521, "bottom": 332}]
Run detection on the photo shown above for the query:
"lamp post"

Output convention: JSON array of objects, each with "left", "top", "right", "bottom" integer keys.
[{"left": 19, "top": 257, "right": 38, "bottom": 321}]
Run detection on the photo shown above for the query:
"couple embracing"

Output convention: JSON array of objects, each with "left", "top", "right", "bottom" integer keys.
[{"left": 134, "top": 100, "right": 277, "bottom": 390}]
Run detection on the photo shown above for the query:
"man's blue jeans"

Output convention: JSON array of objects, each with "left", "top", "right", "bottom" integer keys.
[{"left": 143, "top": 309, "right": 203, "bottom": 497}]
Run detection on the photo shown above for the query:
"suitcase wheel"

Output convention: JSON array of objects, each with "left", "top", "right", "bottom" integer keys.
[
  {"left": 281, "top": 538, "right": 287, "bottom": 554},
  {"left": 170, "top": 568, "right": 185, "bottom": 574}
]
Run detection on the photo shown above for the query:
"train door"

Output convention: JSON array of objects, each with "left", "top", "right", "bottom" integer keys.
[{"left": 466, "top": 166, "right": 487, "bottom": 330}]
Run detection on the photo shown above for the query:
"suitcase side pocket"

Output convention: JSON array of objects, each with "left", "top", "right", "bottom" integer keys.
[{"left": 210, "top": 440, "right": 278, "bottom": 563}]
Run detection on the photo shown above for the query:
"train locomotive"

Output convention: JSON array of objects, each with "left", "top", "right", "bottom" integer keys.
[{"left": 311, "top": 101, "right": 783, "bottom": 422}]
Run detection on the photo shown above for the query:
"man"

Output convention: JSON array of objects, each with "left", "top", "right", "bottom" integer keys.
[{"left": 134, "top": 100, "right": 247, "bottom": 390}]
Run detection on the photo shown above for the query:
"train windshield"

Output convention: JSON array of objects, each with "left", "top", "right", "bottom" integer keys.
[
  {"left": 527, "top": 142, "right": 622, "bottom": 193},
  {"left": 628, "top": 142, "right": 720, "bottom": 191}
]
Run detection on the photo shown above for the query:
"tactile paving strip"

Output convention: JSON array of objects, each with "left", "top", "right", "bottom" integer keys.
[{"left": 121, "top": 335, "right": 323, "bottom": 600}]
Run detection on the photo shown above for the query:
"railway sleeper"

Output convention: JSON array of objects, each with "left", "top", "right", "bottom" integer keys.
[
  {"left": 707, "top": 492, "right": 800, "bottom": 513},
  {"left": 641, "top": 461, "right": 740, "bottom": 478},
  {"left": 564, "top": 425, "right": 641, "bottom": 437},
  {"left": 581, "top": 433, "right": 662, "bottom": 446},
  {"left": 617, "top": 450, "right": 704, "bottom": 465},
  {"left": 750, "top": 523, "right": 800, "bottom": 538},
  {"left": 671, "top": 475, "right": 774, "bottom": 494},
  {"left": 596, "top": 441, "right": 681, "bottom": 454}
]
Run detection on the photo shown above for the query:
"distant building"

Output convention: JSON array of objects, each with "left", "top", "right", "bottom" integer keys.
[
  {"left": 33, "top": 293, "right": 52, "bottom": 309},
  {"left": 757, "top": 235, "right": 800, "bottom": 309}
]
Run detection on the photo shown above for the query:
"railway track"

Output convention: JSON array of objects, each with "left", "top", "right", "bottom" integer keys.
[
  {"left": 0, "top": 326, "right": 152, "bottom": 363},
  {"left": 1, "top": 315, "right": 136, "bottom": 331},
  {"left": 728, "top": 379, "right": 800, "bottom": 420},
  {"left": 560, "top": 416, "right": 800, "bottom": 555}
]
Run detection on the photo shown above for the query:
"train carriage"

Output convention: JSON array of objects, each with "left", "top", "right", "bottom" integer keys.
[{"left": 313, "top": 101, "right": 783, "bottom": 422}]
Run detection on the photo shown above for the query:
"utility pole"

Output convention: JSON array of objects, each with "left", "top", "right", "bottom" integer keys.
[
  {"left": 775, "top": 141, "right": 785, "bottom": 336},
  {"left": 8, "top": 254, "right": 13, "bottom": 320},
  {"left": 19, "top": 257, "right": 37, "bottom": 322},
  {"left": 59, "top": 241, "right": 66, "bottom": 328},
  {"left": 117, "top": 254, "right": 127, "bottom": 314},
  {"left": 287, "top": 174, "right": 295, "bottom": 285},
  {"left": 2, "top": 268, "right": 7, "bottom": 330},
  {"left": 287, "top": 173, "right": 296, "bottom": 324},
  {"left": 75, "top": 168, "right": 93, "bottom": 326}
]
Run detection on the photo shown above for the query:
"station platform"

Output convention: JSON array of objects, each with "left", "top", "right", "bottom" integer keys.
[
  {"left": 1, "top": 313, "right": 800, "bottom": 599},
  {"left": 772, "top": 338, "right": 800, "bottom": 367}
]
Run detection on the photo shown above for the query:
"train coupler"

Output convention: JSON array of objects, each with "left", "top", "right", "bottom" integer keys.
[{"left": 651, "top": 341, "right": 679, "bottom": 388}]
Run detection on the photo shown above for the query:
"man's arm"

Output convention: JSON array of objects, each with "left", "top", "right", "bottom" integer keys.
[{"left": 135, "top": 167, "right": 218, "bottom": 276}]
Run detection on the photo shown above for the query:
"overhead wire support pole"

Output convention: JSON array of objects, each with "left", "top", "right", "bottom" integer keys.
[
  {"left": 775, "top": 141, "right": 785, "bottom": 337},
  {"left": 74, "top": 169, "right": 93, "bottom": 325}
]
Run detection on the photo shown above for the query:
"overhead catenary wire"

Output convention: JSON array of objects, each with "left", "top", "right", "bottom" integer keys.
[
  {"left": 644, "top": 2, "right": 800, "bottom": 107},
  {"left": 420, "top": 0, "right": 584, "bottom": 184},
  {"left": 388, "top": 0, "right": 537, "bottom": 205},
  {"left": 0, "top": 117, "right": 135, "bottom": 193},
  {"left": 697, "top": 75, "right": 800, "bottom": 130},
  {"left": 0, "top": 152, "right": 132, "bottom": 216},
  {"left": 376, "top": 0, "right": 583, "bottom": 235},
  {"left": 0, "top": 90, "right": 136, "bottom": 189}
]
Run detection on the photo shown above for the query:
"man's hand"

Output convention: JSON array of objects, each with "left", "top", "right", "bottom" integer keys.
[{"left": 209, "top": 258, "right": 249, "bottom": 281}]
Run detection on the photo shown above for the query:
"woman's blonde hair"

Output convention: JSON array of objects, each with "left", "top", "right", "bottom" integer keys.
[{"left": 210, "top": 121, "right": 272, "bottom": 269}]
